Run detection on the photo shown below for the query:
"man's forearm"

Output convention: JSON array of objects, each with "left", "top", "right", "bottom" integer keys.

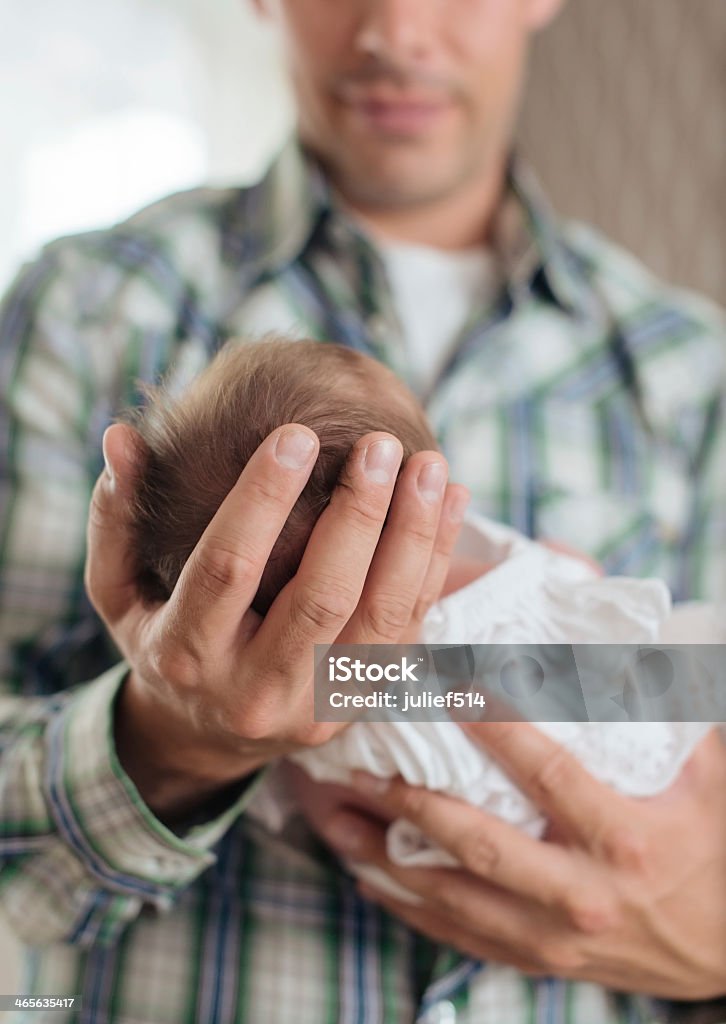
[{"left": 0, "top": 666, "right": 250, "bottom": 946}]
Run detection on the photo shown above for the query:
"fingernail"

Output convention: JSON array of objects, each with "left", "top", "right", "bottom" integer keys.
[
  {"left": 324, "top": 813, "right": 368, "bottom": 854},
  {"left": 363, "top": 439, "right": 401, "bottom": 484},
  {"left": 352, "top": 770, "right": 390, "bottom": 796},
  {"left": 448, "top": 491, "right": 470, "bottom": 523},
  {"left": 417, "top": 462, "right": 447, "bottom": 504},
  {"left": 275, "top": 429, "right": 317, "bottom": 470}
]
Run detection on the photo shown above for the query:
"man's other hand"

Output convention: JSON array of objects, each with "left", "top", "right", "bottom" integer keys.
[{"left": 320, "top": 724, "right": 726, "bottom": 999}]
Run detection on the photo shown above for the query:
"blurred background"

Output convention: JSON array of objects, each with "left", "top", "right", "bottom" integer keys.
[
  {"left": 0, "top": 0, "right": 724, "bottom": 999},
  {"left": 1, "top": 0, "right": 724, "bottom": 301}
]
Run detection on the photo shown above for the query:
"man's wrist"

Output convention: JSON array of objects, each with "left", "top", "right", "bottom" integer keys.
[{"left": 113, "top": 670, "right": 266, "bottom": 826}]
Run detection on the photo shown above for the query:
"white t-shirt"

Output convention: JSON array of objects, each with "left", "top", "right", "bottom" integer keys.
[{"left": 376, "top": 239, "right": 502, "bottom": 395}]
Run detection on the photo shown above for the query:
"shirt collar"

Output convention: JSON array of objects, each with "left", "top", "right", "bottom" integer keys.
[
  {"left": 491, "top": 156, "right": 593, "bottom": 316},
  {"left": 231, "top": 137, "right": 593, "bottom": 317},
  {"left": 222, "top": 138, "right": 330, "bottom": 278}
]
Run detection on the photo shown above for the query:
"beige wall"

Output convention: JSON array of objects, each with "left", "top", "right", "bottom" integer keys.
[{"left": 518, "top": 0, "right": 726, "bottom": 303}]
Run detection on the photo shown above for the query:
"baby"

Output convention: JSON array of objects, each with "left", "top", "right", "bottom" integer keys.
[
  {"left": 129, "top": 338, "right": 438, "bottom": 616},
  {"left": 127, "top": 337, "right": 714, "bottom": 881}
]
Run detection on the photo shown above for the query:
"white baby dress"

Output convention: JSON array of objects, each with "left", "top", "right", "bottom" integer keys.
[{"left": 248, "top": 513, "right": 714, "bottom": 879}]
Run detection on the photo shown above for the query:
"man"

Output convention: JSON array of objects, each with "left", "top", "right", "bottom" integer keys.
[{"left": 1, "top": 0, "right": 725, "bottom": 1021}]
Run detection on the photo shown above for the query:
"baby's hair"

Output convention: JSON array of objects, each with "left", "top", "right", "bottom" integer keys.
[{"left": 126, "top": 337, "right": 438, "bottom": 615}]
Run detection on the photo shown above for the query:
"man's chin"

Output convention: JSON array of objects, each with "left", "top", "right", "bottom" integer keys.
[{"left": 334, "top": 163, "right": 472, "bottom": 213}]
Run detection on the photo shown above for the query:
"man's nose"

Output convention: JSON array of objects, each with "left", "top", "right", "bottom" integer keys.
[{"left": 354, "top": 0, "right": 438, "bottom": 65}]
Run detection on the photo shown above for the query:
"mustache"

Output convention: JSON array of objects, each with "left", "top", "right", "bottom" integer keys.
[{"left": 333, "top": 55, "right": 458, "bottom": 101}]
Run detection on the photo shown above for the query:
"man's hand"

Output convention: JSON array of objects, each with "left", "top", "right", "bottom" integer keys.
[
  {"left": 86, "top": 422, "right": 467, "bottom": 822},
  {"left": 318, "top": 724, "right": 726, "bottom": 999}
]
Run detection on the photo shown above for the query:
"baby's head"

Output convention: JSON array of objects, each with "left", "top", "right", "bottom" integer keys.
[{"left": 128, "top": 338, "right": 438, "bottom": 615}]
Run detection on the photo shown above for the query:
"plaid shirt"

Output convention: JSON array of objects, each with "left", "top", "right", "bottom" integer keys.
[{"left": 1, "top": 140, "right": 725, "bottom": 1024}]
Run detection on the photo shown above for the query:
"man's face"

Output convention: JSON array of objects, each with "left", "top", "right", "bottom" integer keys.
[{"left": 259, "top": 0, "right": 560, "bottom": 212}]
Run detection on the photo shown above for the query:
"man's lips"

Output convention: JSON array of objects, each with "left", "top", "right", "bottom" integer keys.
[{"left": 342, "top": 94, "right": 453, "bottom": 135}]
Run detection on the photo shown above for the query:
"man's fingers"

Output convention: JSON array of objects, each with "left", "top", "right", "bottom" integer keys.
[
  {"left": 459, "top": 722, "right": 638, "bottom": 855},
  {"left": 85, "top": 423, "right": 149, "bottom": 627},
  {"left": 322, "top": 806, "right": 573, "bottom": 964},
  {"left": 346, "top": 774, "right": 599, "bottom": 915},
  {"left": 355, "top": 882, "right": 550, "bottom": 976},
  {"left": 256, "top": 433, "right": 403, "bottom": 675},
  {"left": 172, "top": 425, "right": 319, "bottom": 642},
  {"left": 406, "top": 483, "right": 470, "bottom": 629},
  {"left": 350, "top": 477, "right": 471, "bottom": 643},
  {"left": 338, "top": 451, "right": 451, "bottom": 644}
]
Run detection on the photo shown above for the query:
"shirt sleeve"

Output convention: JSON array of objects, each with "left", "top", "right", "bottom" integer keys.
[
  {"left": 0, "top": 241, "right": 263, "bottom": 947},
  {"left": 561, "top": 220, "right": 726, "bottom": 601},
  {"left": 0, "top": 664, "right": 265, "bottom": 947}
]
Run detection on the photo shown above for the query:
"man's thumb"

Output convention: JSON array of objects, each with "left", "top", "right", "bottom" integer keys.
[{"left": 85, "top": 423, "right": 148, "bottom": 624}]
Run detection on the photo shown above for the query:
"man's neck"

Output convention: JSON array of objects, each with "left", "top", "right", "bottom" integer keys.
[{"left": 336, "top": 157, "right": 507, "bottom": 251}]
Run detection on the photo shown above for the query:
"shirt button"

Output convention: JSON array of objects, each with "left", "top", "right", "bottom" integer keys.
[{"left": 419, "top": 1000, "right": 457, "bottom": 1024}]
